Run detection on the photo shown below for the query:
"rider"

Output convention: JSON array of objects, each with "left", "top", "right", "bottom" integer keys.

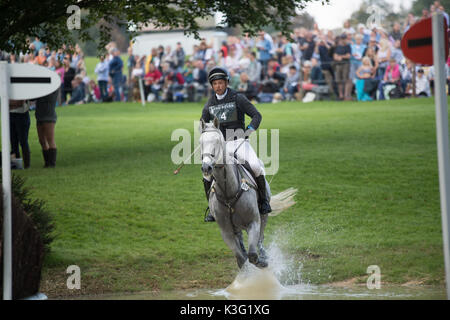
[{"left": 201, "top": 66, "right": 272, "bottom": 222}]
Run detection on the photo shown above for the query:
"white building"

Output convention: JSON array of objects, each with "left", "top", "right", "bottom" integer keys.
[{"left": 131, "top": 13, "right": 228, "bottom": 56}]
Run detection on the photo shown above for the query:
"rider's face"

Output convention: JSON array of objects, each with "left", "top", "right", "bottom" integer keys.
[{"left": 212, "top": 79, "right": 227, "bottom": 96}]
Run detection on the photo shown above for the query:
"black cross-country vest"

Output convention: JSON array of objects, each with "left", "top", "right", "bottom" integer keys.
[{"left": 205, "top": 90, "right": 244, "bottom": 136}]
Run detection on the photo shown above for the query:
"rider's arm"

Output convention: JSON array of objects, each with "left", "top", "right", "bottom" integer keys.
[
  {"left": 201, "top": 104, "right": 211, "bottom": 123},
  {"left": 237, "top": 94, "right": 262, "bottom": 131}
]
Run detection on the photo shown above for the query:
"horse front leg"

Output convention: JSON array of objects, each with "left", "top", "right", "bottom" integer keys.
[
  {"left": 219, "top": 228, "right": 248, "bottom": 269},
  {"left": 247, "top": 220, "right": 267, "bottom": 268}
]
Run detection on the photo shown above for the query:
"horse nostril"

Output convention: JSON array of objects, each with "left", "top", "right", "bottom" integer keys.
[{"left": 202, "top": 162, "right": 212, "bottom": 173}]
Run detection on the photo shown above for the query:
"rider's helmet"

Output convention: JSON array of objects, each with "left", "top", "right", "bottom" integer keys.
[{"left": 208, "top": 66, "right": 229, "bottom": 86}]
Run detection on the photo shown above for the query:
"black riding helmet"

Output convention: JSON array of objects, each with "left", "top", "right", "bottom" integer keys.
[{"left": 208, "top": 66, "right": 229, "bottom": 85}]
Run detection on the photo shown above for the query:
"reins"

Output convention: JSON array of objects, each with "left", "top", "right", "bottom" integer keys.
[{"left": 201, "top": 127, "right": 253, "bottom": 215}]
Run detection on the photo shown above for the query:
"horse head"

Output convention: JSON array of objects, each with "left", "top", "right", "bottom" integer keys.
[{"left": 200, "top": 117, "right": 224, "bottom": 177}]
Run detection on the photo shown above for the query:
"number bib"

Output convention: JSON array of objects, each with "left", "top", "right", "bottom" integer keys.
[{"left": 208, "top": 102, "right": 238, "bottom": 123}]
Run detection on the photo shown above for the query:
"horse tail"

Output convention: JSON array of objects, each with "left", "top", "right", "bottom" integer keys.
[{"left": 269, "top": 188, "right": 298, "bottom": 217}]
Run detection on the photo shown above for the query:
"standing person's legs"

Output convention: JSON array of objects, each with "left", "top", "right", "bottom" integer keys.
[
  {"left": 17, "top": 112, "right": 31, "bottom": 168},
  {"left": 113, "top": 76, "right": 122, "bottom": 101},
  {"left": 36, "top": 88, "right": 58, "bottom": 167},
  {"left": 98, "top": 80, "right": 108, "bottom": 101},
  {"left": 44, "top": 122, "right": 56, "bottom": 167},
  {"left": 335, "top": 64, "right": 344, "bottom": 99},
  {"left": 10, "top": 114, "right": 20, "bottom": 158},
  {"left": 343, "top": 63, "right": 352, "bottom": 100},
  {"left": 37, "top": 122, "right": 56, "bottom": 168},
  {"left": 37, "top": 123, "right": 50, "bottom": 167}
]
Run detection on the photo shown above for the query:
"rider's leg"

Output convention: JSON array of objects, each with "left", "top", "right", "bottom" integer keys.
[
  {"left": 234, "top": 140, "right": 272, "bottom": 215},
  {"left": 203, "top": 176, "right": 215, "bottom": 222},
  {"left": 255, "top": 175, "right": 272, "bottom": 215}
]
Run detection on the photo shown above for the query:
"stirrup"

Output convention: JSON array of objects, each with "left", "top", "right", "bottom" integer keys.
[{"left": 204, "top": 207, "right": 215, "bottom": 222}]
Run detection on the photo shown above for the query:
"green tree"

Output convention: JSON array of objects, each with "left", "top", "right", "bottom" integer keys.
[{"left": 0, "top": 0, "right": 327, "bottom": 54}]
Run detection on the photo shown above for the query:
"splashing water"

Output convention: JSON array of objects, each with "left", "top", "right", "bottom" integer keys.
[{"left": 213, "top": 234, "right": 305, "bottom": 300}]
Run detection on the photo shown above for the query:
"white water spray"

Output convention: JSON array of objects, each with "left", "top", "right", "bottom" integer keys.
[{"left": 215, "top": 228, "right": 305, "bottom": 300}]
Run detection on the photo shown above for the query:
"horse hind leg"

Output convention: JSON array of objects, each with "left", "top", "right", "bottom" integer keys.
[{"left": 258, "top": 213, "right": 269, "bottom": 266}]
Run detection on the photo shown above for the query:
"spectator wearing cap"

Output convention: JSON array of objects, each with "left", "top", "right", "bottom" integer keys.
[{"left": 333, "top": 34, "right": 352, "bottom": 100}]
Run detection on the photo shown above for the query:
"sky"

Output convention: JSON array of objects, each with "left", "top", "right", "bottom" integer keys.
[{"left": 302, "top": 0, "right": 415, "bottom": 30}]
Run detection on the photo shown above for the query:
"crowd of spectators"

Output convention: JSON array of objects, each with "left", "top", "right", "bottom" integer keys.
[
  {"left": 125, "top": 1, "right": 450, "bottom": 104},
  {"left": 1, "top": 1, "right": 449, "bottom": 105}
]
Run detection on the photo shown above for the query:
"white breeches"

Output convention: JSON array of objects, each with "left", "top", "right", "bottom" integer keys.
[
  {"left": 202, "top": 139, "right": 266, "bottom": 182},
  {"left": 226, "top": 139, "right": 265, "bottom": 177}
]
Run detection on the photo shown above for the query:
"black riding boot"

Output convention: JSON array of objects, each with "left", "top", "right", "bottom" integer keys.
[
  {"left": 256, "top": 175, "right": 272, "bottom": 215},
  {"left": 48, "top": 148, "right": 57, "bottom": 168},
  {"left": 203, "top": 178, "right": 215, "bottom": 222},
  {"left": 42, "top": 149, "right": 50, "bottom": 168}
]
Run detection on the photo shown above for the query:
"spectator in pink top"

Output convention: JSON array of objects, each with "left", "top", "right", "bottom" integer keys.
[
  {"left": 378, "top": 58, "right": 402, "bottom": 100},
  {"left": 384, "top": 58, "right": 401, "bottom": 83}
]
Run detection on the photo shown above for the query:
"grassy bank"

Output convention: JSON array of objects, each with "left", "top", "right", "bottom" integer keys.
[{"left": 13, "top": 97, "right": 446, "bottom": 297}]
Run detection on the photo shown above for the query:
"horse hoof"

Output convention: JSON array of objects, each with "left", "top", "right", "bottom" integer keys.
[
  {"left": 256, "top": 260, "right": 268, "bottom": 269},
  {"left": 248, "top": 252, "right": 258, "bottom": 265}
]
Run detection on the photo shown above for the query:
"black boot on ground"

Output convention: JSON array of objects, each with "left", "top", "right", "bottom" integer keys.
[
  {"left": 42, "top": 149, "right": 50, "bottom": 168},
  {"left": 203, "top": 178, "right": 215, "bottom": 222},
  {"left": 47, "top": 148, "right": 57, "bottom": 168},
  {"left": 255, "top": 175, "right": 272, "bottom": 215}
]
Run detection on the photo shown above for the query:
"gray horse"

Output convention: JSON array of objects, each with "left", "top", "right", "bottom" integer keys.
[{"left": 200, "top": 118, "right": 297, "bottom": 269}]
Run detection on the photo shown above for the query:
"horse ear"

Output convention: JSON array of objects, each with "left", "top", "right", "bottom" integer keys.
[
  {"left": 213, "top": 116, "right": 220, "bottom": 129},
  {"left": 200, "top": 118, "right": 206, "bottom": 132}
]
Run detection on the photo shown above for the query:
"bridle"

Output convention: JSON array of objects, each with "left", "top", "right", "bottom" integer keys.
[
  {"left": 200, "top": 126, "right": 251, "bottom": 214},
  {"left": 200, "top": 126, "right": 225, "bottom": 169}
]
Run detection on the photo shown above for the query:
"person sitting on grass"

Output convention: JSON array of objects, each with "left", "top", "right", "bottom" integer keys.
[
  {"left": 237, "top": 72, "right": 258, "bottom": 102},
  {"left": 282, "top": 65, "right": 300, "bottom": 101},
  {"left": 378, "top": 58, "right": 401, "bottom": 100},
  {"left": 68, "top": 75, "right": 86, "bottom": 105},
  {"left": 143, "top": 62, "right": 162, "bottom": 102},
  {"left": 415, "top": 68, "right": 431, "bottom": 97}
]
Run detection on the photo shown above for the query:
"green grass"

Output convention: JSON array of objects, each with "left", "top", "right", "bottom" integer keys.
[{"left": 13, "top": 97, "right": 447, "bottom": 297}]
